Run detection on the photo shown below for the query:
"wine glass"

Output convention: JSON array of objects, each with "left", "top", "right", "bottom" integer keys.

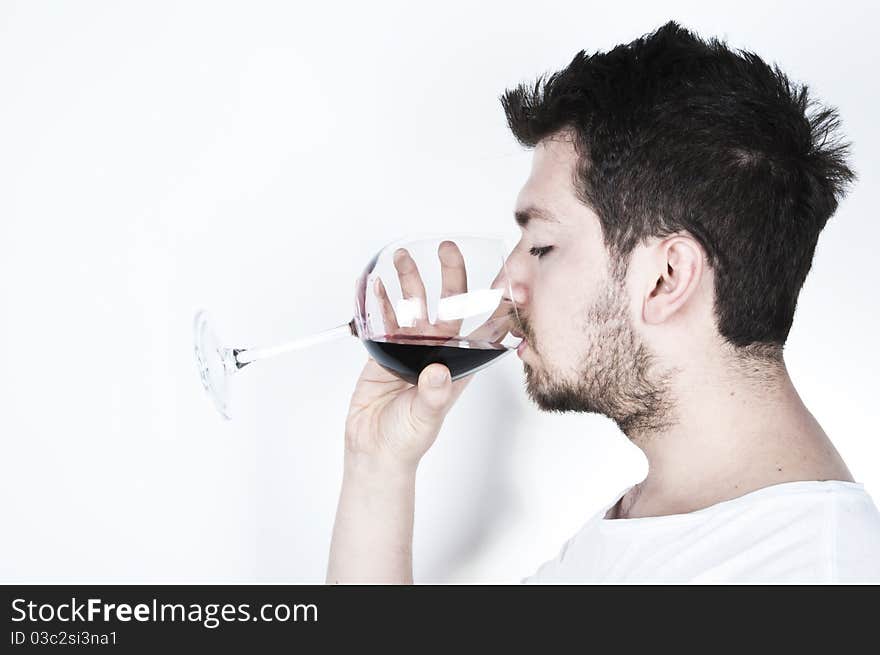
[{"left": 193, "top": 233, "right": 523, "bottom": 419}]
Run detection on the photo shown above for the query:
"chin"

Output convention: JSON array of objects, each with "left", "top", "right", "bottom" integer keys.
[
  {"left": 523, "top": 362, "right": 555, "bottom": 408},
  {"left": 523, "top": 361, "right": 600, "bottom": 414}
]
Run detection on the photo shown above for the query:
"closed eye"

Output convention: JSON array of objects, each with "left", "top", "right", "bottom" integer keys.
[{"left": 529, "top": 245, "right": 554, "bottom": 258}]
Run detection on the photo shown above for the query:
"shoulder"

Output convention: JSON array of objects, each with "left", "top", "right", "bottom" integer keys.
[
  {"left": 830, "top": 485, "right": 880, "bottom": 583},
  {"left": 520, "top": 487, "right": 632, "bottom": 584}
]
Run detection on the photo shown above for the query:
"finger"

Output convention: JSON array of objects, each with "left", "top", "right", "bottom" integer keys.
[
  {"left": 411, "top": 363, "right": 478, "bottom": 425},
  {"left": 393, "top": 248, "right": 428, "bottom": 326},
  {"left": 409, "top": 363, "right": 454, "bottom": 433},
  {"left": 373, "top": 277, "right": 400, "bottom": 335},
  {"left": 436, "top": 240, "right": 468, "bottom": 334}
]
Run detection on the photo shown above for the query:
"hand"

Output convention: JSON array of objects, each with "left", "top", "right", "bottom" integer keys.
[{"left": 344, "top": 241, "right": 476, "bottom": 470}]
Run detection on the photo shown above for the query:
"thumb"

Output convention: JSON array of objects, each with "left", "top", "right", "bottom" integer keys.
[{"left": 409, "top": 363, "right": 454, "bottom": 433}]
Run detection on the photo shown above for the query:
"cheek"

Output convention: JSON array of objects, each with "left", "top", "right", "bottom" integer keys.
[
  {"left": 530, "top": 272, "right": 592, "bottom": 344},
  {"left": 539, "top": 249, "right": 599, "bottom": 308},
  {"left": 539, "top": 270, "right": 614, "bottom": 339}
]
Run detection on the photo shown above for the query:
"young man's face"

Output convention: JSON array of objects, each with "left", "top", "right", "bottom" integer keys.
[{"left": 506, "top": 134, "right": 668, "bottom": 430}]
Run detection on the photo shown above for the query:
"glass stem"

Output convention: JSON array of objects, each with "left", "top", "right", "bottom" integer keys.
[{"left": 233, "top": 318, "right": 357, "bottom": 368}]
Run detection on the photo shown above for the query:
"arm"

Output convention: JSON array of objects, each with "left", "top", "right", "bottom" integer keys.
[
  {"left": 325, "top": 358, "right": 472, "bottom": 584},
  {"left": 326, "top": 243, "right": 475, "bottom": 583},
  {"left": 326, "top": 454, "right": 417, "bottom": 584}
]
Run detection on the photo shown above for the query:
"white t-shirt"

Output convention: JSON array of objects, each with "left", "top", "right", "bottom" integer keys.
[{"left": 522, "top": 480, "right": 880, "bottom": 583}]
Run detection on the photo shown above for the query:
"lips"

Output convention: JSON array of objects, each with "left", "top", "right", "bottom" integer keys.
[{"left": 511, "top": 324, "right": 528, "bottom": 357}]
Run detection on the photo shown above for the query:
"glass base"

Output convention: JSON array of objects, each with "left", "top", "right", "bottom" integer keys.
[{"left": 193, "top": 310, "right": 236, "bottom": 419}]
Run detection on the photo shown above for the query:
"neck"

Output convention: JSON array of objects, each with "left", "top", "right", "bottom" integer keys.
[{"left": 622, "top": 348, "right": 854, "bottom": 517}]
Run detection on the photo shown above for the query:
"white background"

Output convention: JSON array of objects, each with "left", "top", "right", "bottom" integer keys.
[{"left": 1, "top": 0, "right": 878, "bottom": 583}]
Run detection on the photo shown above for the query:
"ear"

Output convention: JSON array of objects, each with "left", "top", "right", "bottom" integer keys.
[{"left": 642, "top": 235, "right": 704, "bottom": 325}]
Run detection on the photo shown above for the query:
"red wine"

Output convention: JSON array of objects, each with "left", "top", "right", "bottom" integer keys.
[{"left": 363, "top": 334, "right": 512, "bottom": 384}]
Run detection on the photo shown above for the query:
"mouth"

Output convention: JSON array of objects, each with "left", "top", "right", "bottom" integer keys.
[{"left": 510, "top": 324, "right": 529, "bottom": 357}]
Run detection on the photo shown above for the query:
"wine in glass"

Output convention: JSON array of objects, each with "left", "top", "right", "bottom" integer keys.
[{"left": 193, "top": 233, "right": 523, "bottom": 419}]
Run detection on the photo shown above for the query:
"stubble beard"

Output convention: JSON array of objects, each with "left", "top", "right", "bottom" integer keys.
[{"left": 521, "top": 268, "right": 675, "bottom": 436}]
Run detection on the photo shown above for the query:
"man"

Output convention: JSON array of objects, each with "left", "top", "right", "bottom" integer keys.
[{"left": 326, "top": 22, "right": 880, "bottom": 583}]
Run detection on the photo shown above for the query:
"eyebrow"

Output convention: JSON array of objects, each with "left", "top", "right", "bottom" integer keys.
[{"left": 514, "top": 205, "right": 559, "bottom": 228}]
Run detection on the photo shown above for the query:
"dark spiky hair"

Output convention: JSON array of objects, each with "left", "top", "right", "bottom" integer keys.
[{"left": 501, "top": 21, "right": 855, "bottom": 353}]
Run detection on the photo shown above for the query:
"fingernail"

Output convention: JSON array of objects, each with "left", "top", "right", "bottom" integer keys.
[{"left": 429, "top": 368, "right": 447, "bottom": 386}]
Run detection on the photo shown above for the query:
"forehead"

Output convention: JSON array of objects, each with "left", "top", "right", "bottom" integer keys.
[{"left": 514, "top": 135, "right": 585, "bottom": 229}]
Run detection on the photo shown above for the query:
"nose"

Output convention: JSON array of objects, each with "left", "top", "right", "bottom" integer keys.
[
  {"left": 499, "top": 246, "right": 530, "bottom": 308},
  {"left": 508, "top": 280, "right": 528, "bottom": 306}
]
